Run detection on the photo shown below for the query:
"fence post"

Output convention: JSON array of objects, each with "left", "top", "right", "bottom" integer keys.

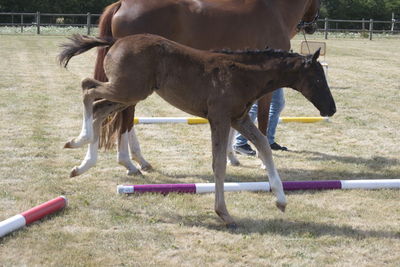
[
  {"left": 21, "top": 14, "right": 23, "bottom": 33},
  {"left": 36, "top": 11, "right": 41, "bottom": 34},
  {"left": 87, "top": 12, "right": 91, "bottom": 35},
  {"left": 362, "top": 18, "right": 365, "bottom": 31},
  {"left": 324, "top": 17, "right": 328, "bottom": 39},
  {"left": 369, "top": 19, "right": 373, "bottom": 40},
  {"left": 391, "top": 13, "right": 395, "bottom": 33}
]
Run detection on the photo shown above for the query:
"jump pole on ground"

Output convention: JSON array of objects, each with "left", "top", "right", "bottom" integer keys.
[
  {"left": 0, "top": 196, "right": 68, "bottom": 238},
  {"left": 133, "top": 117, "right": 329, "bottom": 124},
  {"left": 117, "top": 179, "right": 400, "bottom": 194}
]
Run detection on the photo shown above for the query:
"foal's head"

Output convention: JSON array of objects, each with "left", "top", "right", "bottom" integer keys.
[{"left": 294, "top": 49, "right": 336, "bottom": 117}]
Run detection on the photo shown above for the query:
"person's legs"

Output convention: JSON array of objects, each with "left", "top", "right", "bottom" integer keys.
[
  {"left": 267, "top": 88, "right": 287, "bottom": 150},
  {"left": 233, "top": 102, "right": 258, "bottom": 156}
]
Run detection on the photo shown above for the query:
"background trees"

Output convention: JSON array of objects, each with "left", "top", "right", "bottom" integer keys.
[
  {"left": 0, "top": 0, "right": 399, "bottom": 20},
  {"left": 0, "top": 0, "right": 115, "bottom": 14},
  {"left": 321, "top": 0, "right": 400, "bottom": 20}
]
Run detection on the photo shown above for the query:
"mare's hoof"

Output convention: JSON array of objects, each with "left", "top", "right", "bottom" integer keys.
[
  {"left": 227, "top": 153, "right": 240, "bottom": 166},
  {"left": 70, "top": 167, "right": 79, "bottom": 178},
  {"left": 276, "top": 201, "right": 286, "bottom": 213},
  {"left": 127, "top": 169, "right": 143, "bottom": 176},
  {"left": 226, "top": 222, "right": 238, "bottom": 230}
]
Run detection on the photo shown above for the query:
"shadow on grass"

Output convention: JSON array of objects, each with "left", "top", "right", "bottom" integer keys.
[
  {"left": 330, "top": 86, "right": 351, "bottom": 90},
  {"left": 150, "top": 153, "right": 399, "bottom": 184},
  {"left": 288, "top": 150, "right": 400, "bottom": 171},
  {"left": 161, "top": 213, "right": 400, "bottom": 240}
]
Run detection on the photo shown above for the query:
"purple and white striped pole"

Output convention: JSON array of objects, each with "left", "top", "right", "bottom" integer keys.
[
  {"left": 117, "top": 179, "right": 400, "bottom": 195},
  {"left": 0, "top": 196, "right": 67, "bottom": 238}
]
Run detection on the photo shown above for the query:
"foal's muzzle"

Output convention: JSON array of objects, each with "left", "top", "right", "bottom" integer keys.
[{"left": 320, "top": 102, "right": 336, "bottom": 117}]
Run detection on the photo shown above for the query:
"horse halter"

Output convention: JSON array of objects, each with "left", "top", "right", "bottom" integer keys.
[
  {"left": 296, "top": 0, "right": 321, "bottom": 32},
  {"left": 297, "top": 10, "right": 319, "bottom": 32}
]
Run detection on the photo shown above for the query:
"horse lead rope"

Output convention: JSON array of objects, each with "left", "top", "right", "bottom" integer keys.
[{"left": 302, "top": 30, "right": 311, "bottom": 54}]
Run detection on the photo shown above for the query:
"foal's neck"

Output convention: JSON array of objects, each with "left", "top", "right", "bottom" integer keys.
[{"left": 228, "top": 51, "right": 302, "bottom": 90}]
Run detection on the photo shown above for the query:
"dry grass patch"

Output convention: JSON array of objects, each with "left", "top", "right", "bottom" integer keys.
[{"left": 0, "top": 35, "right": 399, "bottom": 266}]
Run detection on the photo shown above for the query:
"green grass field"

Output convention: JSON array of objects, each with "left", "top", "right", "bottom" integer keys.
[{"left": 0, "top": 34, "right": 399, "bottom": 266}]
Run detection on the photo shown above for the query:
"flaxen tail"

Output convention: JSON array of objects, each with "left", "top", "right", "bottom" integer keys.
[
  {"left": 94, "top": 1, "right": 125, "bottom": 150},
  {"left": 58, "top": 34, "right": 116, "bottom": 68}
]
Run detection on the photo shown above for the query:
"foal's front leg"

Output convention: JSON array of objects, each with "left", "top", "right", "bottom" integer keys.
[
  {"left": 232, "top": 116, "right": 287, "bottom": 212},
  {"left": 209, "top": 118, "right": 237, "bottom": 228}
]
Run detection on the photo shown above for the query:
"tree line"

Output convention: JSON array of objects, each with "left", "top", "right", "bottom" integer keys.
[{"left": 0, "top": 0, "right": 399, "bottom": 20}]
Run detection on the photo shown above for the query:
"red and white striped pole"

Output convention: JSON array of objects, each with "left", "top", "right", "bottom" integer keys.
[{"left": 0, "top": 196, "right": 67, "bottom": 238}]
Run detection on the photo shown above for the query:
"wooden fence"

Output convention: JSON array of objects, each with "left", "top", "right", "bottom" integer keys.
[
  {"left": 0, "top": 12, "right": 399, "bottom": 39},
  {"left": 0, "top": 12, "right": 101, "bottom": 35},
  {"left": 317, "top": 17, "right": 399, "bottom": 40}
]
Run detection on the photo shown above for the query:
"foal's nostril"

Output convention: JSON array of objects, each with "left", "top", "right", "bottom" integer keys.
[{"left": 329, "top": 105, "right": 336, "bottom": 116}]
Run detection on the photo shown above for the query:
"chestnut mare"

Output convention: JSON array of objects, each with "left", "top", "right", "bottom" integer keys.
[
  {"left": 60, "top": 33, "right": 335, "bottom": 227},
  {"left": 93, "top": 0, "right": 321, "bottom": 175}
]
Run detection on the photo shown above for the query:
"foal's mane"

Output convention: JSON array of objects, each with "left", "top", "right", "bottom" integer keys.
[{"left": 212, "top": 48, "right": 301, "bottom": 59}]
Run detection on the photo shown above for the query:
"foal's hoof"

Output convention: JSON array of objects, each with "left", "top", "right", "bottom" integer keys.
[
  {"left": 70, "top": 167, "right": 80, "bottom": 178},
  {"left": 276, "top": 201, "right": 286, "bottom": 213},
  {"left": 64, "top": 141, "right": 73, "bottom": 149},
  {"left": 140, "top": 163, "right": 153, "bottom": 172},
  {"left": 226, "top": 222, "right": 238, "bottom": 230}
]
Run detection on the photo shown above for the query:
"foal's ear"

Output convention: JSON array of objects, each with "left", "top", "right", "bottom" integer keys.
[{"left": 312, "top": 48, "right": 321, "bottom": 62}]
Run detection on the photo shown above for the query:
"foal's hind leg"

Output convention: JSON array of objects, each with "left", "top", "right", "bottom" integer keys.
[
  {"left": 70, "top": 100, "right": 126, "bottom": 177},
  {"left": 65, "top": 78, "right": 105, "bottom": 149},
  {"left": 232, "top": 116, "right": 287, "bottom": 212},
  {"left": 209, "top": 117, "right": 237, "bottom": 228}
]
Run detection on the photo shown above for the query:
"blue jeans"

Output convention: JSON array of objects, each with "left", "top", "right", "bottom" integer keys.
[{"left": 234, "top": 88, "right": 285, "bottom": 146}]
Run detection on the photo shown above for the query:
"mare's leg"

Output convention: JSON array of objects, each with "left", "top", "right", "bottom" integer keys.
[
  {"left": 117, "top": 107, "right": 142, "bottom": 175},
  {"left": 120, "top": 106, "right": 152, "bottom": 171},
  {"left": 70, "top": 100, "right": 126, "bottom": 177},
  {"left": 227, "top": 128, "right": 240, "bottom": 166},
  {"left": 209, "top": 117, "right": 237, "bottom": 228},
  {"left": 118, "top": 131, "right": 142, "bottom": 176},
  {"left": 128, "top": 127, "right": 153, "bottom": 171},
  {"left": 231, "top": 115, "right": 287, "bottom": 212}
]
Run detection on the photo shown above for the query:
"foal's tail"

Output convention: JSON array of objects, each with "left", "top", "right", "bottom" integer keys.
[{"left": 58, "top": 34, "right": 116, "bottom": 68}]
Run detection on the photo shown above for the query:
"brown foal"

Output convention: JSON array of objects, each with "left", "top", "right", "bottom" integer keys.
[
  {"left": 59, "top": 34, "right": 335, "bottom": 228},
  {"left": 93, "top": 0, "right": 322, "bottom": 175}
]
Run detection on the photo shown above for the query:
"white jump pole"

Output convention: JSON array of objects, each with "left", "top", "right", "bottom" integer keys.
[
  {"left": 133, "top": 117, "right": 329, "bottom": 125},
  {"left": 117, "top": 179, "right": 400, "bottom": 194},
  {"left": 0, "top": 196, "right": 68, "bottom": 238}
]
